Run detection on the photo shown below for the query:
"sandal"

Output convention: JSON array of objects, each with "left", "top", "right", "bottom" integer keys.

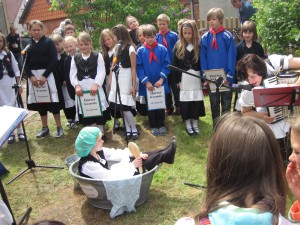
[
  {"left": 18, "top": 133, "right": 26, "bottom": 141},
  {"left": 124, "top": 132, "right": 132, "bottom": 139},
  {"left": 7, "top": 135, "right": 15, "bottom": 144}
]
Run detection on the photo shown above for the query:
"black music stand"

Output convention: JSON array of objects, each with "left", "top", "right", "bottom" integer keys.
[
  {"left": 5, "top": 51, "right": 64, "bottom": 185},
  {"left": 112, "top": 55, "right": 129, "bottom": 145}
]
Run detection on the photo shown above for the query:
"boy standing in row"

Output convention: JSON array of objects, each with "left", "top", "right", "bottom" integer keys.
[{"left": 200, "top": 8, "right": 236, "bottom": 127}]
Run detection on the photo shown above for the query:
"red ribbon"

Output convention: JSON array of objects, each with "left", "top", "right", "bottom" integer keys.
[
  {"left": 159, "top": 29, "right": 170, "bottom": 48},
  {"left": 144, "top": 41, "right": 158, "bottom": 64},
  {"left": 209, "top": 26, "right": 225, "bottom": 50}
]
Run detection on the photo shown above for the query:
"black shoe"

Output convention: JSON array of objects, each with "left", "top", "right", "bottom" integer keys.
[
  {"left": 186, "top": 128, "right": 194, "bottom": 136},
  {"left": 18, "top": 133, "right": 25, "bottom": 141},
  {"left": 7, "top": 135, "right": 15, "bottom": 144},
  {"left": 163, "top": 140, "right": 176, "bottom": 164},
  {"left": 36, "top": 127, "right": 49, "bottom": 138}
]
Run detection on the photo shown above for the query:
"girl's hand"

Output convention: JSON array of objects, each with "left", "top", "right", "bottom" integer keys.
[
  {"left": 262, "top": 112, "right": 275, "bottom": 124},
  {"left": 132, "top": 157, "right": 143, "bottom": 168},
  {"left": 286, "top": 161, "right": 300, "bottom": 201},
  {"left": 18, "top": 86, "right": 23, "bottom": 95},
  {"left": 90, "top": 83, "right": 98, "bottom": 96},
  {"left": 146, "top": 82, "right": 154, "bottom": 92},
  {"left": 75, "top": 85, "right": 83, "bottom": 96},
  {"left": 38, "top": 76, "right": 47, "bottom": 86},
  {"left": 154, "top": 78, "right": 163, "bottom": 88},
  {"left": 63, "top": 81, "right": 67, "bottom": 86},
  {"left": 30, "top": 76, "right": 39, "bottom": 87},
  {"left": 177, "top": 82, "right": 181, "bottom": 89},
  {"left": 140, "top": 153, "right": 148, "bottom": 160},
  {"left": 131, "top": 87, "right": 136, "bottom": 96}
]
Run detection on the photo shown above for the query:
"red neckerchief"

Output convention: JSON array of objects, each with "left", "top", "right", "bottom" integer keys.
[
  {"left": 159, "top": 29, "right": 170, "bottom": 48},
  {"left": 209, "top": 26, "right": 225, "bottom": 50},
  {"left": 144, "top": 41, "right": 158, "bottom": 64}
]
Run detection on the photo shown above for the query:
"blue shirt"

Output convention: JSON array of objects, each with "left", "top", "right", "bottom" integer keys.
[
  {"left": 200, "top": 30, "right": 236, "bottom": 85},
  {"left": 136, "top": 43, "right": 170, "bottom": 97},
  {"left": 239, "top": 0, "right": 256, "bottom": 24}
]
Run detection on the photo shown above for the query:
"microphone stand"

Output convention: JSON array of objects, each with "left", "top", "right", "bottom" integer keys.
[
  {"left": 6, "top": 52, "right": 64, "bottom": 185},
  {"left": 168, "top": 65, "right": 236, "bottom": 92},
  {"left": 112, "top": 61, "right": 129, "bottom": 145}
]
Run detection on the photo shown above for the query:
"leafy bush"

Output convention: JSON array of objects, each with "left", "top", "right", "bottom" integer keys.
[
  {"left": 253, "top": 0, "right": 300, "bottom": 54},
  {"left": 51, "top": 0, "right": 188, "bottom": 50}
]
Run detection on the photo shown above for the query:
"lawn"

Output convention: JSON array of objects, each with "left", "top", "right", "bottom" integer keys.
[{"left": 0, "top": 96, "right": 213, "bottom": 225}]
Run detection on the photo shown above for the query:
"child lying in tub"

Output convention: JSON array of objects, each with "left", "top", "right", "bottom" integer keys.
[{"left": 75, "top": 127, "right": 176, "bottom": 179}]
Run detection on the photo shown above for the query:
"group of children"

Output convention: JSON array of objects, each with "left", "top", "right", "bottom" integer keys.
[{"left": 2, "top": 5, "right": 299, "bottom": 144}]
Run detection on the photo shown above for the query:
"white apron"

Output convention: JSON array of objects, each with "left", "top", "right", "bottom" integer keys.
[
  {"left": 180, "top": 69, "right": 204, "bottom": 102},
  {"left": 27, "top": 69, "right": 58, "bottom": 104}
]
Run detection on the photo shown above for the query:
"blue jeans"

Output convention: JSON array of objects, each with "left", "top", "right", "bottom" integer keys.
[{"left": 209, "top": 91, "right": 232, "bottom": 123}]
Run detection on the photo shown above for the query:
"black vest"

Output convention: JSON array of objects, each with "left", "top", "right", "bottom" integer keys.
[
  {"left": 104, "top": 50, "right": 113, "bottom": 76},
  {"left": 0, "top": 51, "right": 15, "bottom": 80},
  {"left": 74, "top": 51, "right": 99, "bottom": 81},
  {"left": 78, "top": 151, "right": 108, "bottom": 178},
  {"left": 119, "top": 44, "right": 131, "bottom": 68}
]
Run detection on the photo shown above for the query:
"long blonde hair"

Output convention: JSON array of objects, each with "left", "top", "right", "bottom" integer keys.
[
  {"left": 175, "top": 20, "right": 199, "bottom": 62},
  {"left": 99, "top": 29, "right": 116, "bottom": 58}
]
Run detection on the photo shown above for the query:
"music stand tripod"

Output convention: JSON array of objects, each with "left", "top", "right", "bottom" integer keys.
[
  {"left": 6, "top": 50, "right": 64, "bottom": 185},
  {"left": 112, "top": 58, "right": 129, "bottom": 145}
]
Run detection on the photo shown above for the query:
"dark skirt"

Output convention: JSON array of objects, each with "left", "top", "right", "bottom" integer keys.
[
  {"left": 180, "top": 100, "right": 206, "bottom": 121},
  {"left": 109, "top": 102, "right": 137, "bottom": 116},
  {"left": 82, "top": 109, "right": 111, "bottom": 126},
  {"left": 27, "top": 102, "right": 61, "bottom": 115}
]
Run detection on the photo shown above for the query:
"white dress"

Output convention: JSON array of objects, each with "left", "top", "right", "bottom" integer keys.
[
  {"left": 108, "top": 45, "right": 136, "bottom": 107},
  {"left": 179, "top": 44, "right": 204, "bottom": 102},
  {"left": 0, "top": 50, "right": 20, "bottom": 107}
]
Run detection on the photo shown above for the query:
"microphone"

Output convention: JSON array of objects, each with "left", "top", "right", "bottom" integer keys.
[
  {"left": 232, "top": 83, "right": 254, "bottom": 92},
  {"left": 113, "top": 40, "right": 122, "bottom": 64},
  {"left": 21, "top": 44, "right": 31, "bottom": 55}
]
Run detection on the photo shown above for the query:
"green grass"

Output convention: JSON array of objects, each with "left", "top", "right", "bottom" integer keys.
[{"left": 1, "top": 96, "right": 294, "bottom": 225}]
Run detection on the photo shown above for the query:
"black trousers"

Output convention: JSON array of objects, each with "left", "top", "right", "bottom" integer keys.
[{"left": 147, "top": 109, "right": 165, "bottom": 128}]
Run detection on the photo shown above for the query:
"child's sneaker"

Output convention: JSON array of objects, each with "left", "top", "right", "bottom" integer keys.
[
  {"left": 55, "top": 127, "right": 64, "bottom": 138},
  {"left": 69, "top": 121, "right": 78, "bottom": 129}
]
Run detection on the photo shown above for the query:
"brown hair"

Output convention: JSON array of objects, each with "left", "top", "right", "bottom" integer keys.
[
  {"left": 51, "top": 34, "right": 63, "bottom": 43},
  {"left": 0, "top": 33, "right": 8, "bottom": 52},
  {"left": 175, "top": 20, "right": 199, "bottom": 62},
  {"left": 28, "top": 20, "right": 45, "bottom": 30},
  {"left": 142, "top": 24, "right": 156, "bottom": 37},
  {"left": 194, "top": 113, "right": 287, "bottom": 224},
  {"left": 207, "top": 8, "right": 224, "bottom": 22},
  {"left": 64, "top": 24, "right": 75, "bottom": 33},
  {"left": 99, "top": 28, "right": 116, "bottom": 58},
  {"left": 111, "top": 24, "right": 134, "bottom": 47},
  {"left": 236, "top": 54, "right": 267, "bottom": 81},
  {"left": 77, "top": 32, "right": 92, "bottom": 45},
  {"left": 241, "top": 21, "right": 258, "bottom": 41},
  {"left": 126, "top": 16, "right": 139, "bottom": 29}
]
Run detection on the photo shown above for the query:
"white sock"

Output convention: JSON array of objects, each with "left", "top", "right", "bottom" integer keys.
[
  {"left": 123, "top": 111, "right": 137, "bottom": 133},
  {"left": 191, "top": 119, "right": 198, "bottom": 129},
  {"left": 17, "top": 128, "right": 22, "bottom": 134},
  {"left": 185, "top": 119, "right": 192, "bottom": 130}
]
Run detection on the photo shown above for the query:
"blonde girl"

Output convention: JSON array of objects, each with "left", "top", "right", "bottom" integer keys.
[
  {"left": 70, "top": 32, "right": 110, "bottom": 140},
  {"left": 172, "top": 20, "right": 205, "bottom": 136},
  {"left": 126, "top": 16, "right": 140, "bottom": 46}
]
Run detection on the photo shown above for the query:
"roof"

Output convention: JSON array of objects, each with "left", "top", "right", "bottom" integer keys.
[{"left": 19, "top": 0, "right": 67, "bottom": 24}]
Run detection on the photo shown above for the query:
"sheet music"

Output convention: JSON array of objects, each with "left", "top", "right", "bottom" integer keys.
[{"left": 0, "top": 106, "right": 29, "bottom": 148}]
